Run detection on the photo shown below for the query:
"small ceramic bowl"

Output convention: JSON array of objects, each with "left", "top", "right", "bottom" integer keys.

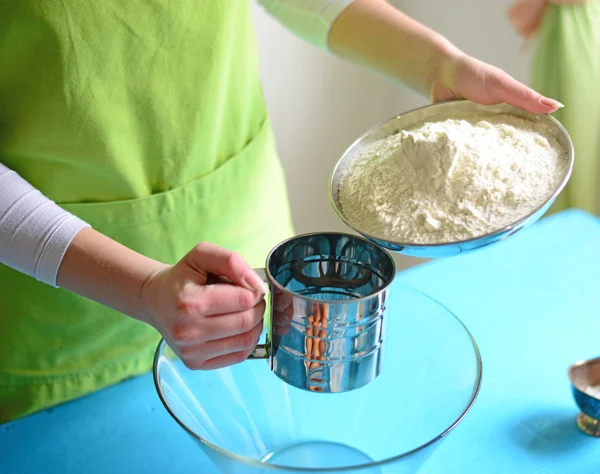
[{"left": 568, "top": 356, "right": 600, "bottom": 437}]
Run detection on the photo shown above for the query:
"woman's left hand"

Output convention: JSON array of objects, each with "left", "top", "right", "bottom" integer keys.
[
  {"left": 430, "top": 53, "right": 563, "bottom": 114},
  {"left": 506, "top": 0, "right": 547, "bottom": 39},
  {"left": 506, "top": 0, "right": 591, "bottom": 39}
]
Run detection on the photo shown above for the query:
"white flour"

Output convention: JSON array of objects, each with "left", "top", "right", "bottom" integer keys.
[
  {"left": 584, "top": 385, "right": 600, "bottom": 399},
  {"left": 339, "top": 113, "right": 568, "bottom": 244}
]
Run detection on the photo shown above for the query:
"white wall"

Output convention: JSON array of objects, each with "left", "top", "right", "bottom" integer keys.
[{"left": 252, "top": 0, "right": 530, "bottom": 269}]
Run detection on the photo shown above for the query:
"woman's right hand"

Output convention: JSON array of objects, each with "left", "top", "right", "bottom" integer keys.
[{"left": 141, "top": 242, "right": 269, "bottom": 370}]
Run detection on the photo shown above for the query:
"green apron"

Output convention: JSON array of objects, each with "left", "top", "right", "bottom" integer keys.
[
  {"left": 532, "top": 1, "right": 600, "bottom": 215},
  {"left": 0, "top": 1, "right": 294, "bottom": 422}
]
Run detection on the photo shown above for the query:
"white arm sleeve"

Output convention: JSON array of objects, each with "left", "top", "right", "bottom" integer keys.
[
  {"left": 257, "top": 0, "right": 355, "bottom": 51},
  {"left": 0, "top": 163, "right": 90, "bottom": 288}
]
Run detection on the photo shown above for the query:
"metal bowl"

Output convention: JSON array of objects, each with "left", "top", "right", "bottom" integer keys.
[
  {"left": 568, "top": 357, "right": 600, "bottom": 437},
  {"left": 329, "top": 101, "right": 574, "bottom": 258}
]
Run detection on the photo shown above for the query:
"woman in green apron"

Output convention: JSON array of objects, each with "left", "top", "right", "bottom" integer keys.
[
  {"left": 508, "top": 0, "right": 600, "bottom": 214},
  {"left": 0, "top": 0, "right": 562, "bottom": 422}
]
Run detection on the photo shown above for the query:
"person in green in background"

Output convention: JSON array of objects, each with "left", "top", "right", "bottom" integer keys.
[
  {"left": 508, "top": 0, "right": 600, "bottom": 215},
  {"left": 0, "top": 0, "right": 563, "bottom": 423}
]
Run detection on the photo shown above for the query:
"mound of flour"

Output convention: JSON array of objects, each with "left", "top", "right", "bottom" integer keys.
[{"left": 339, "top": 113, "right": 568, "bottom": 244}]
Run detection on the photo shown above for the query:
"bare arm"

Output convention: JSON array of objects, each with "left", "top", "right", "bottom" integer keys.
[
  {"left": 57, "top": 227, "right": 268, "bottom": 369},
  {"left": 328, "top": 0, "right": 460, "bottom": 98},
  {"left": 1, "top": 162, "right": 267, "bottom": 370},
  {"left": 56, "top": 227, "right": 166, "bottom": 321},
  {"left": 327, "top": 0, "right": 563, "bottom": 112}
]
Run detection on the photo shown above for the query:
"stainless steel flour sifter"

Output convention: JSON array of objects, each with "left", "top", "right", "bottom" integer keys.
[{"left": 243, "top": 232, "right": 396, "bottom": 394}]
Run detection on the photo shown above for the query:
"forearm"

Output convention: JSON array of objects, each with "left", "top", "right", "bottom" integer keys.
[
  {"left": 0, "top": 162, "right": 165, "bottom": 321},
  {"left": 56, "top": 227, "right": 167, "bottom": 321},
  {"left": 328, "top": 0, "right": 462, "bottom": 97}
]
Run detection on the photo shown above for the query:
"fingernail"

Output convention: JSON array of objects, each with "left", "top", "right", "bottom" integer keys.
[
  {"left": 541, "top": 98, "right": 564, "bottom": 109},
  {"left": 245, "top": 273, "right": 268, "bottom": 294}
]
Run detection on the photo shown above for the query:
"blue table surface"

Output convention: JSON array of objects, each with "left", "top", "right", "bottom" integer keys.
[{"left": 2, "top": 209, "right": 600, "bottom": 474}]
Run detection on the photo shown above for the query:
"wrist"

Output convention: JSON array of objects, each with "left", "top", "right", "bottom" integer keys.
[
  {"left": 138, "top": 262, "right": 171, "bottom": 326},
  {"left": 58, "top": 227, "right": 168, "bottom": 322},
  {"left": 422, "top": 36, "right": 464, "bottom": 101}
]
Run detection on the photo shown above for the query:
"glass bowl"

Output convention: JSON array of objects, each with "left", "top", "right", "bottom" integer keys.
[{"left": 153, "top": 285, "right": 482, "bottom": 473}]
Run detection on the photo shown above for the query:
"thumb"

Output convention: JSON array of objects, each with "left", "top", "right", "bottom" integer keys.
[{"left": 185, "top": 242, "right": 268, "bottom": 294}]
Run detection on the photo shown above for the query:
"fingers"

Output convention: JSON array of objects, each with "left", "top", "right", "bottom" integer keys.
[
  {"left": 171, "top": 300, "right": 265, "bottom": 345},
  {"left": 439, "top": 54, "right": 564, "bottom": 115},
  {"left": 177, "top": 282, "right": 264, "bottom": 318},
  {"left": 186, "top": 242, "right": 267, "bottom": 294},
  {"left": 200, "top": 351, "right": 257, "bottom": 370},
  {"left": 179, "top": 319, "right": 264, "bottom": 369},
  {"left": 203, "top": 319, "right": 263, "bottom": 359},
  {"left": 487, "top": 68, "right": 563, "bottom": 114},
  {"left": 201, "top": 300, "right": 266, "bottom": 341}
]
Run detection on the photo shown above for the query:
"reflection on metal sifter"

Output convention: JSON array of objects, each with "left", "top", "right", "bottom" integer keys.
[{"left": 250, "top": 232, "right": 395, "bottom": 393}]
